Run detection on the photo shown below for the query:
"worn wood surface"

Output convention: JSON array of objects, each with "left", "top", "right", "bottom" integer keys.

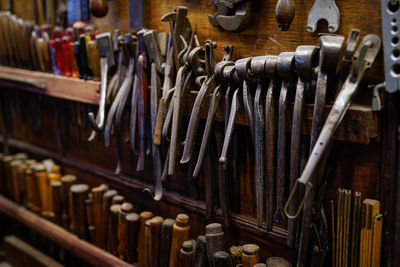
[{"left": 0, "top": 0, "right": 393, "bottom": 266}]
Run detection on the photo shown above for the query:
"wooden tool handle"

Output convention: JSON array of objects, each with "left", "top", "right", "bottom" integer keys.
[
  {"left": 87, "top": 41, "right": 101, "bottom": 81},
  {"left": 179, "top": 240, "right": 195, "bottom": 267},
  {"left": 60, "top": 174, "right": 76, "bottom": 230},
  {"left": 112, "top": 195, "right": 125, "bottom": 205},
  {"left": 33, "top": 163, "right": 51, "bottom": 218},
  {"left": 109, "top": 204, "right": 122, "bottom": 255},
  {"left": 241, "top": 244, "right": 260, "bottom": 267},
  {"left": 85, "top": 198, "right": 95, "bottom": 242},
  {"left": 126, "top": 212, "right": 140, "bottom": 263},
  {"left": 206, "top": 223, "right": 225, "bottom": 265},
  {"left": 16, "top": 163, "right": 27, "bottom": 205},
  {"left": 169, "top": 214, "right": 190, "bottom": 267},
  {"left": 92, "top": 186, "right": 106, "bottom": 247},
  {"left": 118, "top": 202, "right": 134, "bottom": 260},
  {"left": 70, "top": 184, "right": 89, "bottom": 240},
  {"left": 10, "top": 160, "right": 23, "bottom": 203},
  {"left": 138, "top": 211, "right": 153, "bottom": 267},
  {"left": 160, "top": 218, "right": 175, "bottom": 267},
  {"left": 149, "top": 216, "right": 164, "bottom": 267},
  {"left": 213, "top": 251, "right": 233, "bottom": 267},
  {"left": 275, "top": 0, "right": 295, "bottom": 31},
  {"left": 102, "top": 189, "right": 118, "bottom": 251},
  {"left": 50, "top": 180, "right": 62, "bottom": 225},
  {"left": 90, "top": 0, "right": 108, "bottom": 17},
  {"left": 230, "top": 246, "right": 242, "bottom": 266}
]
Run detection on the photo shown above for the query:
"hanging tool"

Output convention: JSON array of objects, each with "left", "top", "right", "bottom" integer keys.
[
  {"left": 380, "top": 0, "right": 400, "bottom": 93},
  {"left": 208, "top": 0, "right": 252, "bottom": 32},
  {"left": 287, "top": 34, "right": 346, "bottom": 267},
  {"left": 181, "top": 40, "right": 216, "bottom": 164},
  {"left": 264, "top": 55, "right": 279, "bottom": 231},
  {"left": 274, "top": 52, "right": 296, "bottom": 225},
  {"left": 275, "top": 0, "right": 295, "bottom": 31},
  {"left": 88, "top": 32, "right": 115, "bottom": 136},
  {"left": 307, "top": 0, "right": 340, "bottom": 33},
  {"left": 287, "top": 45, "right": 319, "bottom": 248},
  {"left": 285, "top": 34, "right": 381, "bottom": 266}
]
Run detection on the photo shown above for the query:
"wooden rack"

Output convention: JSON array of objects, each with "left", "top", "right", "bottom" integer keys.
[
  {"left": 0, "top": 195, "right": 132, "bottom": 267},
  {"left": 0, "top": 66, "right": 380, "bottom": 144}
]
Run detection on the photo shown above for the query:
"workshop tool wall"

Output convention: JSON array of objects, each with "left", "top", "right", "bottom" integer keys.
[{"left": 0, "top": 0, "right": 396, "bottom": 266}]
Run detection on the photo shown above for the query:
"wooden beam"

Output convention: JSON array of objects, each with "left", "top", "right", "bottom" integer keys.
[
  {"left": 0, "top": 196, "right": 132, "bottom": 267},
  {"left": 0, "top": 66, "right": 100, "bottom": 104}
]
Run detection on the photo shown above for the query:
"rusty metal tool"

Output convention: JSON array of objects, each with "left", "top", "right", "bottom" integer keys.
[
  {"left": 274, "top": 52, "right": 296, "bottom": 225},
  {"left": 143, "top": 62, "right": 164, "bottom": 200},
  {"left": 285, "top": 34, "right": 381, "bottom": 267},
  {"left": 287, "top": 45, "right": 319, "bottom": 248},
  {"left": 264, "top": 55, "right": 279, "bottom": 231},
  {"left": 235, "top": 57, "right": 255, "bottom": 146},
  {"left": 208, "top": 0, "right": 252, "bottom": 32},
  {"left": 136, "top": 29, "right": 150, "bottom": 172},
  {"left": 193, "top": 45, "right": 234, "bottom": 178},
  {"left": 181, "top": 40, "right": 216, "bottom": 164},
  {"left": 219, "top": 65, "right": 241, "bottom": 168},
  {"left": 307, "top": 0, "right": 340, "bottom": 33},
  {"left": 275, "top": 0, "right": 295, "bottom": 31},
  {"left": 288, "top": 34, "right": 345, "bottom": 267},
  {"left": 248, "top": 55, "right": 269, "bottom": 227},
  {"left": 88, "top": 32, "right": 115, "bottom": 136}
]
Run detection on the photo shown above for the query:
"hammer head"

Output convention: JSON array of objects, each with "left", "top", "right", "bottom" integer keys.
[
  {"left": 277, "top": 52, "right": 296, "bottom": 81},
  {"left": 96, "top": 32, "right": 115, "bottom": 67},
  {"left": 295, "top": 45, "right": 319, "bottom": 79}
]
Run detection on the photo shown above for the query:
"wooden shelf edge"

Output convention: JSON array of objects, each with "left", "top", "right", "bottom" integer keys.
[
  {"left": 0, "top": 67, "right": 378, "bottom": 144},
  {"left": 0, "top": 195, "right": 132, "bottom": 267},
  {"left": 187, "top": 92, "right": 380, "bottom": 144},
  {"left": 0, "top": 66, "right": 100, "bottom": 104},
  {"left": 2, "top": 136, "right": 288, "bottom": 245}
]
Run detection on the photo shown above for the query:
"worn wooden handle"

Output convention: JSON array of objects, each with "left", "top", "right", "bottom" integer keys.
[
  {"left": 275, "top": 0, "right": 295, "bottom": 31},
  {"left": 90, "top": 0, "right": 108, "bottom": 18}
]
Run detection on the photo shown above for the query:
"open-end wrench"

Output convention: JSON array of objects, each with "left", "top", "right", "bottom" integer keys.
[
  {"left": 274, "top": 52, "right": 296, "bottom": 225},
  {"left": 287, "top": 45, "right": 319, "bottom": 248},
  {"left": 307, "top": 0, "right": 340, "bottom": 33},
  {"left": 264, "top": 55, "right": 279, "bottom": 231},
  {"left": 214, "top": 0, "right": 252, "bottom": 32}
]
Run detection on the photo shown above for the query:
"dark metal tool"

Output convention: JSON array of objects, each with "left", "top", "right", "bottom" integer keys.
[
  {"left": 275, "top": 0, "right": 295, "bottom": 31},
  {"left": 287, "top": 45, "right": 319, "bottom": 248},
  {"left": 88, "top": 32, "right": 115, "bottom": 137},
  {"left": 274, "top": 52, "right": 296, "bottom": 225},
  {"left": 307, "top": 0, "right": 340, "bottom": 33},
  {"left": 249, "top": 55, "right": 268, "bottom": 227},
  {"left": 181, "top": 40, "right": 216, "bottom": 164},
  {"left": 264, "top": 55, "right": 279, "bottom": 231},
  {"left": 208, "top": 0, "right": 252, "bottom": 32},
  {"left": 193, "top": 45, "right": 234, "bottom": 178}
]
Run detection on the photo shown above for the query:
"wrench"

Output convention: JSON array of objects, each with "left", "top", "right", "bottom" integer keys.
[{"left": 307, "top": 0, "right": 340, "bottom": 33}]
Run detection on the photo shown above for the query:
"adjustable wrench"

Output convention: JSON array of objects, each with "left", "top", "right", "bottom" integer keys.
[
  {"left": 274, "top": 52, "right": 296, "bottom": 225},
  {"left": 287, "top": 45, "right": 319, "bottom": 248},
  {"left": 307, "top": 0, "right": 340, "bottom": 33}
]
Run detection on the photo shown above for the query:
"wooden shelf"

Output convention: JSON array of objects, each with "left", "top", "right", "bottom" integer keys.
[
  {"left": 0, "top": 66, "right": 379, "bottom": 144},
  {"left": 0, "top": 66, "right": 100, "bottom": 104},
  {"left": 0, "top": 195, "right": 132, "bottom": 267}
]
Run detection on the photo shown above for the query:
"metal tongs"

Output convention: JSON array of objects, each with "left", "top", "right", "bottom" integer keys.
[{"left": 284, "top": 34, "right": 381, "bottom": 219}]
